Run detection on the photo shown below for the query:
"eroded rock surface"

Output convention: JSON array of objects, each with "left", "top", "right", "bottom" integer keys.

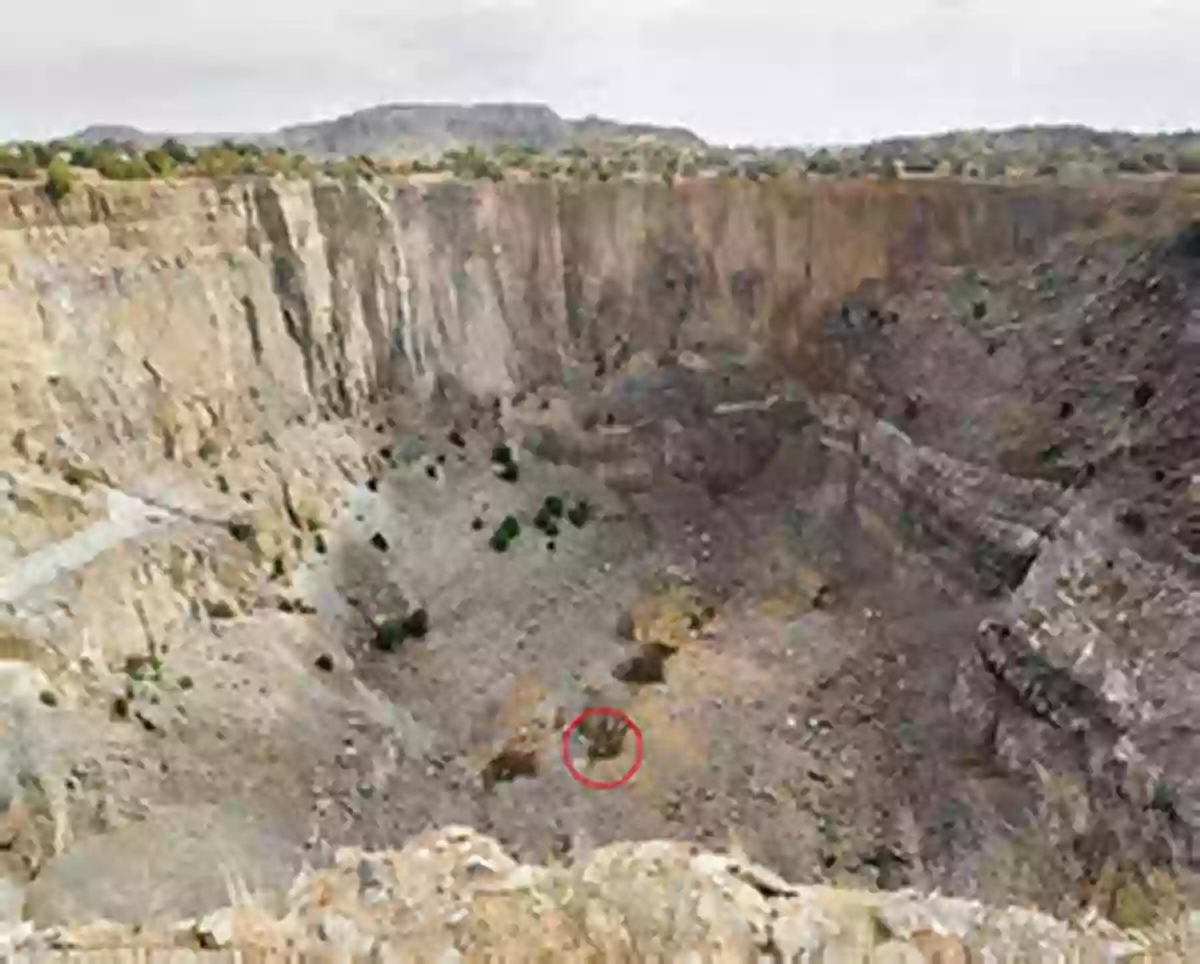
[{"left": 3, "top": 827, "right": 1186, "bottom": 962}]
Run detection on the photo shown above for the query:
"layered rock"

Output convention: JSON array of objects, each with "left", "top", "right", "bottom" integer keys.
[
  {"left": 2, "top": 175, "right": 1174, "bottom": 489},
  {"left": 818, "top": 394, "right": 1065, "bottom": 597},
  {"left": 969, "top": 499, "right": 1200, "bottom": 858}
]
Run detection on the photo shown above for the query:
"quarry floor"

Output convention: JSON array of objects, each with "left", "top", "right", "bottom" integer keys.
[
  {"left": 299, "top": 367, "right": 1025, "bottom": 898},
  {"left": 9, "top": 357, "right": 1037, "bottom": 926}
]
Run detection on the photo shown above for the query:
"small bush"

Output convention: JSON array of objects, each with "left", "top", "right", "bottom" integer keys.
[
  {"left": 143, "top": 148, "right": 175, "bottom": 177},
  {"left": 374, "top": 617, "right": 410, "bottom": 651},
  {"left": 44, "top": 158, "right": 75, "bottom": 202},
  {"left": 0, "top": 152, "right": 38, "bottom": 179},
  {"left": 93, "top": 151, "right": 154, "bottom": 180},
  {"left": 490, "top": 515, "right": 521, "bottom": 552},
  {"left": 31, "top": 143, "right": 57, "bottom": 167},
  {"left": 161, "top": 138, "right": 194, "bottom": 165},
  {"left": 69, "top": 145, "right": 97, "bottom": 168},
  {"left": 498, "top": 515, "right": 520, "bottom": 541},
  {"left": 371, "top": 607, "right": 430, "bottom": 651}
]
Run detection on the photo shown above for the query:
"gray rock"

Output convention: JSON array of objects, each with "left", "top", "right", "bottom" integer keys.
[
  {"left": 0, "top": 878, "right": 25, "bottom": 923},
  {"left": 0, "top": 659, "right": 68, "bottom": 878},
  {"left": 23, "top": 803, "right": 308, "bottom": 927}
]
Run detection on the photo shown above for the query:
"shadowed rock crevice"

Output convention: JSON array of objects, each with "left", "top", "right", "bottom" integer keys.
[{"left": 253, "top": 181, "right": 321, "bottom": 406}]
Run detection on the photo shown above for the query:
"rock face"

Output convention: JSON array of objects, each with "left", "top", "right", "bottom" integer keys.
[
  {"left": 2, "top": 826, "right": 1185, "bottom": 962},
  {"left": 3, "top": 176, "right": 1174, "bottom": 492},
  {"left": 819, "top": 394, "right": 1064, "bottom": 598}
]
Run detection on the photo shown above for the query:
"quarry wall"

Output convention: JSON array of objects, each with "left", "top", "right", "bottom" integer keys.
[{"left": 2, "top": 174, "right": 1190, "bottom": 486}]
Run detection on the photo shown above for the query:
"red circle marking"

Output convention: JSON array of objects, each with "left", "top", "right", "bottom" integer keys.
[{"left": 561, "top": 707, "right": 644, "bottom": 790}]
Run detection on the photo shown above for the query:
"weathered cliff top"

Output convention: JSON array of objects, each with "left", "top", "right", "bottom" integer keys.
[{"left": 3, "top": 826, "right": 1189, "bottom": 962}]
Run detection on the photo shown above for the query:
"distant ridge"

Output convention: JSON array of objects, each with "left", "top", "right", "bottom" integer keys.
[{"left": 71, "top": 102, "right": 707, "bottom": 159}]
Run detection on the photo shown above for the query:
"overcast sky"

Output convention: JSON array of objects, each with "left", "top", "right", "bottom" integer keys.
[{"left": 4, "top": 0, "right": 1198, "bottom": 146}]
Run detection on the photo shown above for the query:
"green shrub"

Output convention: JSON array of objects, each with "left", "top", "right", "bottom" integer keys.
[
  {"left": 373, "top": 607, "right": 431, "bottom": 650},
  {"left": 161, "top": 138, "right": 194, "bottom": 164},
  {"left": 44, "top": 158, "right": 75, "bottom": 202},
  {"left": 808, "top": 150, "right": 842, "bottom": 176},
  {"left": 143, "top": 148, "right": 174, "bottom": 177},
  {"left": 374, "top": 617, "right": 410, "bottom": 650},
  {"left": 93, "top": 151, "right": 154, "bottom": 180},
  {"left": 498, "top": 515, "right": 520, "bottom": 541},
  {"left": 69, "top": 145, "right": 97, "bottom": 168},
  {"left": 490, "top": 515, "right": 521, "bottom": 552},
  {"left": 444, "top": 146, "right": 504, "bottom": 181},
  {"left": 31, "top": 143, "right": 56, "bottom": 167},
  {"left": 532, "top": 507, "right": 559, "bottom": 536},
  {"left": 194, "top": 146, "right": 245, "bottom": 178},
  {"left": 0, "top": 151, "right": 38, "bottom": 179}
]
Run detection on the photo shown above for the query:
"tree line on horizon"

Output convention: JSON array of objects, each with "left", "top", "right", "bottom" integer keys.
[{"left": 3, "top": 125, "right": 1199, "bottom": 202}]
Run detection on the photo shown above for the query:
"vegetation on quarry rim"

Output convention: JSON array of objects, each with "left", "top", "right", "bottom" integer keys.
[{"left": 4, "top": 121, "right": 1200, "bottom": 205}]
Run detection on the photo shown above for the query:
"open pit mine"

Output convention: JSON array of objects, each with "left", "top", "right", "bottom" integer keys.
[{"left": 1, "top": 173, "right": 1199, "bottom": 961}]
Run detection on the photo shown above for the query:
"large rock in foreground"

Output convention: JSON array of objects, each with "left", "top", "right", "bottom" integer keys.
[{"left": 4, "top": 827, "right": 1186, "bottom": 962}]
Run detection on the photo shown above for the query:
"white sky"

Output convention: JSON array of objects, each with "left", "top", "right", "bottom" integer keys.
[{"left": 4, "top": 0, "right": 1198, "bottom": 145}]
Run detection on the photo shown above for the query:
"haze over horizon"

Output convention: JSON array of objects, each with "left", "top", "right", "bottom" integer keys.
[{"left": 4, "top": 0, "right": 1198, "bottom": 147}]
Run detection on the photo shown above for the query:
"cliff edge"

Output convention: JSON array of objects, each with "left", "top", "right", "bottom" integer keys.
[{"left": 3, "top": 826, "right": 1190, "bottom": 962}]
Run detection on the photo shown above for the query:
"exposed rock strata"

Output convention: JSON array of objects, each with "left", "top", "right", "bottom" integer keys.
[{"left": 3, "top": 176, "right": 1184, "bottom": 490}]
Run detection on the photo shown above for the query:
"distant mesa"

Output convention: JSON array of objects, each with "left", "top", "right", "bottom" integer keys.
[{"left": 68, "top": 102, "right": 707, "bottom": 161}]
